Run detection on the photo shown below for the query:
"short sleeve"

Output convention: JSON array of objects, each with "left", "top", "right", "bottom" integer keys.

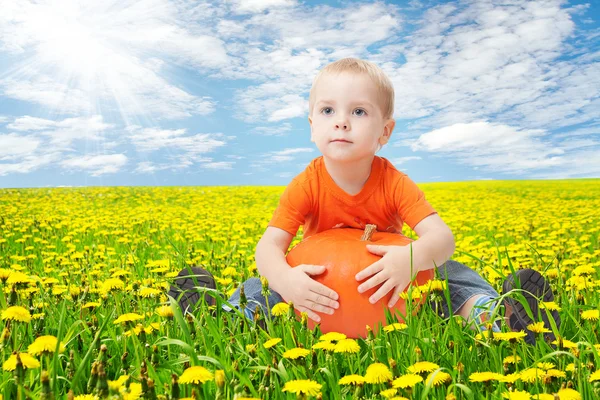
[
  {"left": 395, "top": 174, "right": 437, "bottom": 230},
  {"left": 267, "top": 179, "right": 311, "bottom": 236}
]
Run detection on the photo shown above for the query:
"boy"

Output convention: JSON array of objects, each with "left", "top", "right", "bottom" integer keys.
[{"left": 170, "top": 58, "right": 560, "bottom": 344}]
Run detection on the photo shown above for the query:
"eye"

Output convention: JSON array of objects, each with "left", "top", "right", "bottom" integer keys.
[
  {"left": 353, "top": 108, "right": 367, "bottom": 116},
  {"left": 321, "top": 107, "right": 334, "bottom": 115}
]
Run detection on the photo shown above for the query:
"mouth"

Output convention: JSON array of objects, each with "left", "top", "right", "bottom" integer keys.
[{"left": 331, "top": 139, "right": 352, "bottom": 143}]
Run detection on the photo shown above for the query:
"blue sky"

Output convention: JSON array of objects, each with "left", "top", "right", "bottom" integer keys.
[{"left": 0, "top": 0, "right": 598, "bottom": 188}]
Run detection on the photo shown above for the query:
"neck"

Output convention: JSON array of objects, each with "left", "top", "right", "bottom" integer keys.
[{"left": 323, "top": 156, "right": 376, "bottom": 193}]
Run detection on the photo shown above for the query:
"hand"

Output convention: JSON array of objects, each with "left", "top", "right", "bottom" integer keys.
[
  {"left": 355, "top": 245, "right": 416, "bottom": 308},
  {"left": 279, "top": 264, "right": 340, "bottom": 323}
]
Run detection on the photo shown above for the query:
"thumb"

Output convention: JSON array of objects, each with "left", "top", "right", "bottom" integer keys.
[
  {"left": 302, "top": 264, "right": 326, "bottom": 275},
  {"left": 366, "top": 244, "right": 389, "bottom": 256}
]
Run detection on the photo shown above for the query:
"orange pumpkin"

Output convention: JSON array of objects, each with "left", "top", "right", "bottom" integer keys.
[{"left": 286, "top": 225, "right": 434, "bottom": 338}]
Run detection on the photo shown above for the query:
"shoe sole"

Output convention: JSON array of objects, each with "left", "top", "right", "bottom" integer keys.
[
  {"left": 167, "top": 266, "right": 217, "bottom": 314},
  {"left": 502, "top": 269, "right": 561, "bottom": 345}
]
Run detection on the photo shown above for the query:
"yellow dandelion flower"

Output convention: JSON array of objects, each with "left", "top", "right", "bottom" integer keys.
[
  {"left": 338, "top": 375, "right": 365, "bottom": 385},
  {"left": 502, "top": 390, "right": 531, "bottom": 400},
  {"left": 319, "top": 332, "right": 346, "bottom": 342},
  {"left": 333, "top": 339, "right": 360, "bottom": 354},
  {"left": 74, "top": 395, "right": 99, "bottom": 400},
  {"left": 364, "top": 362, "right": 392, "bottom": 384},
  {"left": 156, "top": 305, "right": 174, "bottom": 318},
  {"left": 425, "top": 371, "right": 451, "bottom": 386},
  {"left": 121, "top": 382, "right": 142, "bottom": 400},
  {"left": 1, "top": 306, "right": 32, "bottom": 323},
  {"left": 108, "top": 375, "right": 130, "bottom": 392},
  {"left": 383, "top": 323, "right": 408, "bottom": 332},
  {"left": 271, "top": 302, "right": 290, "bottom": 316},
  {"left": 263, "top": 338, "right": 282, "bottom": 349},
  {"left": 282, "top": 379, "right": 322, "bottom": 397},
  {"left": 499, "top": 373, "right": 521, "bottom": 383},
  {"left": 566, "top": 363, "right": 576, "bottom": 372},
  {"left": 392, "top": 374, "right": 423, "bottom": 389},
  {"left": 532, "top": 394, "right": 554, "bottom": 400},
  {"left": 27, "top": 335, "right": 66, "bottom": 356},
  {"left": 581, "top": 310, "right": 599, "bottom": 321},
  {"left": 407, "top": 361, "right": 440, "bottom": 374},
  {"left": 469, "top": 372, "right": 504, "bottom": 382},
  {"left": 519, "top": 368, "right": 546, "bottom": 383},
  {"left": 113, "top": 313, "right": 144, "bottom": 325},
  {"left": 102, "top": 278, "right": 125, "bottom": 292},
  {"left": 0, "top": 268, "right": 12, "bottom": 281},
  {"left": 551, "top": 338, "right": 577, "bottom": 349},
  {"left": 2, "top": 353, "right": 41, "bottom": 371},
  {"left": 503, "top": 355, "right": 521, "bottom": 364},
  {"left": 283, "top": 348, "right": 310, "bottom": 360},
  {"left": 545, "top": 369, "right": 565, "bottom": 379},
  {"left": 541, "top": 301, "right": 561, "bottom": 311},
  {"left": 7, "top": 271, "right": 31, "bottom": 285},
  {"left": 379, "top": 388, "right": 398, "bottom": 398},
  {"left": 493, "top": 331, "right": 527, "bottom": 342},
  {"left": 555, "top": 388, "right": 581, "bottom": 400},
  {"left": 589, "top": 370, "right": 600, "bottom": 382},
  {"left": 537, "top": 362, "right": 555, "bottom": 370},
  {"left": 179, "top": 366, "right": 214, "bottom": 384},
  {"left": 312, "top": 341, "right": 335, "bottom": 351},
  {"left": 527, "top": 322, "right": 551, "bottom": 334},
  {"left": 139, "top": 287, "right": 162, "bottom": 298},
  {"left": 82, "top": 302, "right": 101, "bottom": 309}
]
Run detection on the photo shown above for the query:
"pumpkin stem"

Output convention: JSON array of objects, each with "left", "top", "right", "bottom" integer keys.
[{"left": 360, "top": 224, "right": 377, "bottom": 241}]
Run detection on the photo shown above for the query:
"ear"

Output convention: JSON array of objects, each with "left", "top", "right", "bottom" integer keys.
[
  {"left": 379, "top": 118, "right": 395, "bottom": 146},
  {"left": 308, "top": 115, "right": 314, "bottom": 142}
]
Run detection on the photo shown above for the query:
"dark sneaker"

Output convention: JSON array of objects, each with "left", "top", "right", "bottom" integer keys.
[
  {"left": 167, "top": 266, "right": 217, "bottom": 314},
  {"left": 502, "top": 268, "right": 561, "bottom": 345}
]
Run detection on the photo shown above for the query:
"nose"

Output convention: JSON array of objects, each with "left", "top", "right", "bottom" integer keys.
[{"left": 335, "top": 116, "right": 349, "bottom": 130}]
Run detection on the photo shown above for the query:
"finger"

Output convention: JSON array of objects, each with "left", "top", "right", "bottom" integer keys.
[
  {"left": 366, "top": 244, "right": 389, "bottom": 256},
  {"left": 302, "top": 264, "right": 326, "bottom": 276},
  {"left": 304, "top": 299, "right": 335, "bottom": 315},
  {"left": 295, "top": 305, "right": 321, "bottom": 323},
  {"left": 309, "top": 281, "right": 339, "bottom": 301},
  {"left": 357, "top": 270, "right": 388, "bottom": 293},
  {"left": 355, "top": 261, "right": 384, "bottom": 281},
  {"left": 369, "top": 280, "right": 396, "bottom": 305},
  {"left": 388, "top": 284, "right": 404, "bottom": 308},
  {"left": 308, "top": 291, "right": 339, "bottom": 310}
]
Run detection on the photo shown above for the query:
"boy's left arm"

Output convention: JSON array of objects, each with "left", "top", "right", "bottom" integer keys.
[{"left": 355, "top": 214, "right": 455, "bottom": 307}]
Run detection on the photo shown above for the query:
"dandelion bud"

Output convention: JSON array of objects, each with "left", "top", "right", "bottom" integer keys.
[
  {"left": 95, "top": 363, "right": 108, "bottom": 398},
  {"left": 215, "top": 369, "right": 225, "bottom": 389},
  {"left": 146, "top": 378, "right": 158, "bottom": 400},
  {"left": 40, "top": 370, "right": 54, "bottom": 400},
  {"left": 87, "top": 361, "right": 99, "bottom": 393},
  {"left": 239, "top": 283, "right": 247, "bottom": 309},
  {"left": 171, "top": 374, "right": 180, "bottom": 400}
]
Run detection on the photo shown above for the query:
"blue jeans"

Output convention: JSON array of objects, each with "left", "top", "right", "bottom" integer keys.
[{"left": 223, "top": 260, "right": 499, "bottom": 320}]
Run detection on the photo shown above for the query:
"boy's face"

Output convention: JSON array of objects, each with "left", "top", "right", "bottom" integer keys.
[{"left": 308, "top": 72, "right": 395, "bottom": 164}]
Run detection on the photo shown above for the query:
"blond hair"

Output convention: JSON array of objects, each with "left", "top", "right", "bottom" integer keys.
[{"left": 308, "top": 58, "right": 395, "bottom": 120}]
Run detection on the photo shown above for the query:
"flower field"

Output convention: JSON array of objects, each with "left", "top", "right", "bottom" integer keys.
[{"left": 0, "top": 180, "right": 599, "bottom": 399}]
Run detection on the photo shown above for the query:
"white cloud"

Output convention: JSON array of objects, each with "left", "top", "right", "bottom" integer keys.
[
  {"left": 60, "top": 154, "right": 127, "bottom": 176},
  {"left": 0, "top": 152, "right": 62, "bottom": 176},
  {"left": 251, "top": 147, "right": 314, "bottom": 170},
  {"left": 227, "top": 0, "right": 296, "bottom": 14},
  {"left": 389, "top": 156, "right": 422, "bottom": 165},
  {"left": 0, "top": 0, "right": 223, "bottom": 121},
  {"left": 127, "top": 126, "right": 227, "bottom": 155},
  {"left": 201, "top": 161, "right": 234, "bottom": 170},
  {"left": 0, "top": 134, "right": 40, "bottom": 160},
  {"left": 0, "top": 116, "right": 8, "bottom": 124},
  {"left": 409, "top": 121, "right": 571, "bottom": 174},
  {"left": 7, "top": 115, "right": 114, "bottom": 148}
]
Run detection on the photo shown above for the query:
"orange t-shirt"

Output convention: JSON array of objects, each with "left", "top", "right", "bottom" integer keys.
[{"left": 268, "top": 156, "right": 437, "bottom": 239}]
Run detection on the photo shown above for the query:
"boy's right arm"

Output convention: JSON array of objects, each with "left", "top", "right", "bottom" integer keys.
[{"left": 255, "top": 226, "right": 339, "bottom": 323}]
